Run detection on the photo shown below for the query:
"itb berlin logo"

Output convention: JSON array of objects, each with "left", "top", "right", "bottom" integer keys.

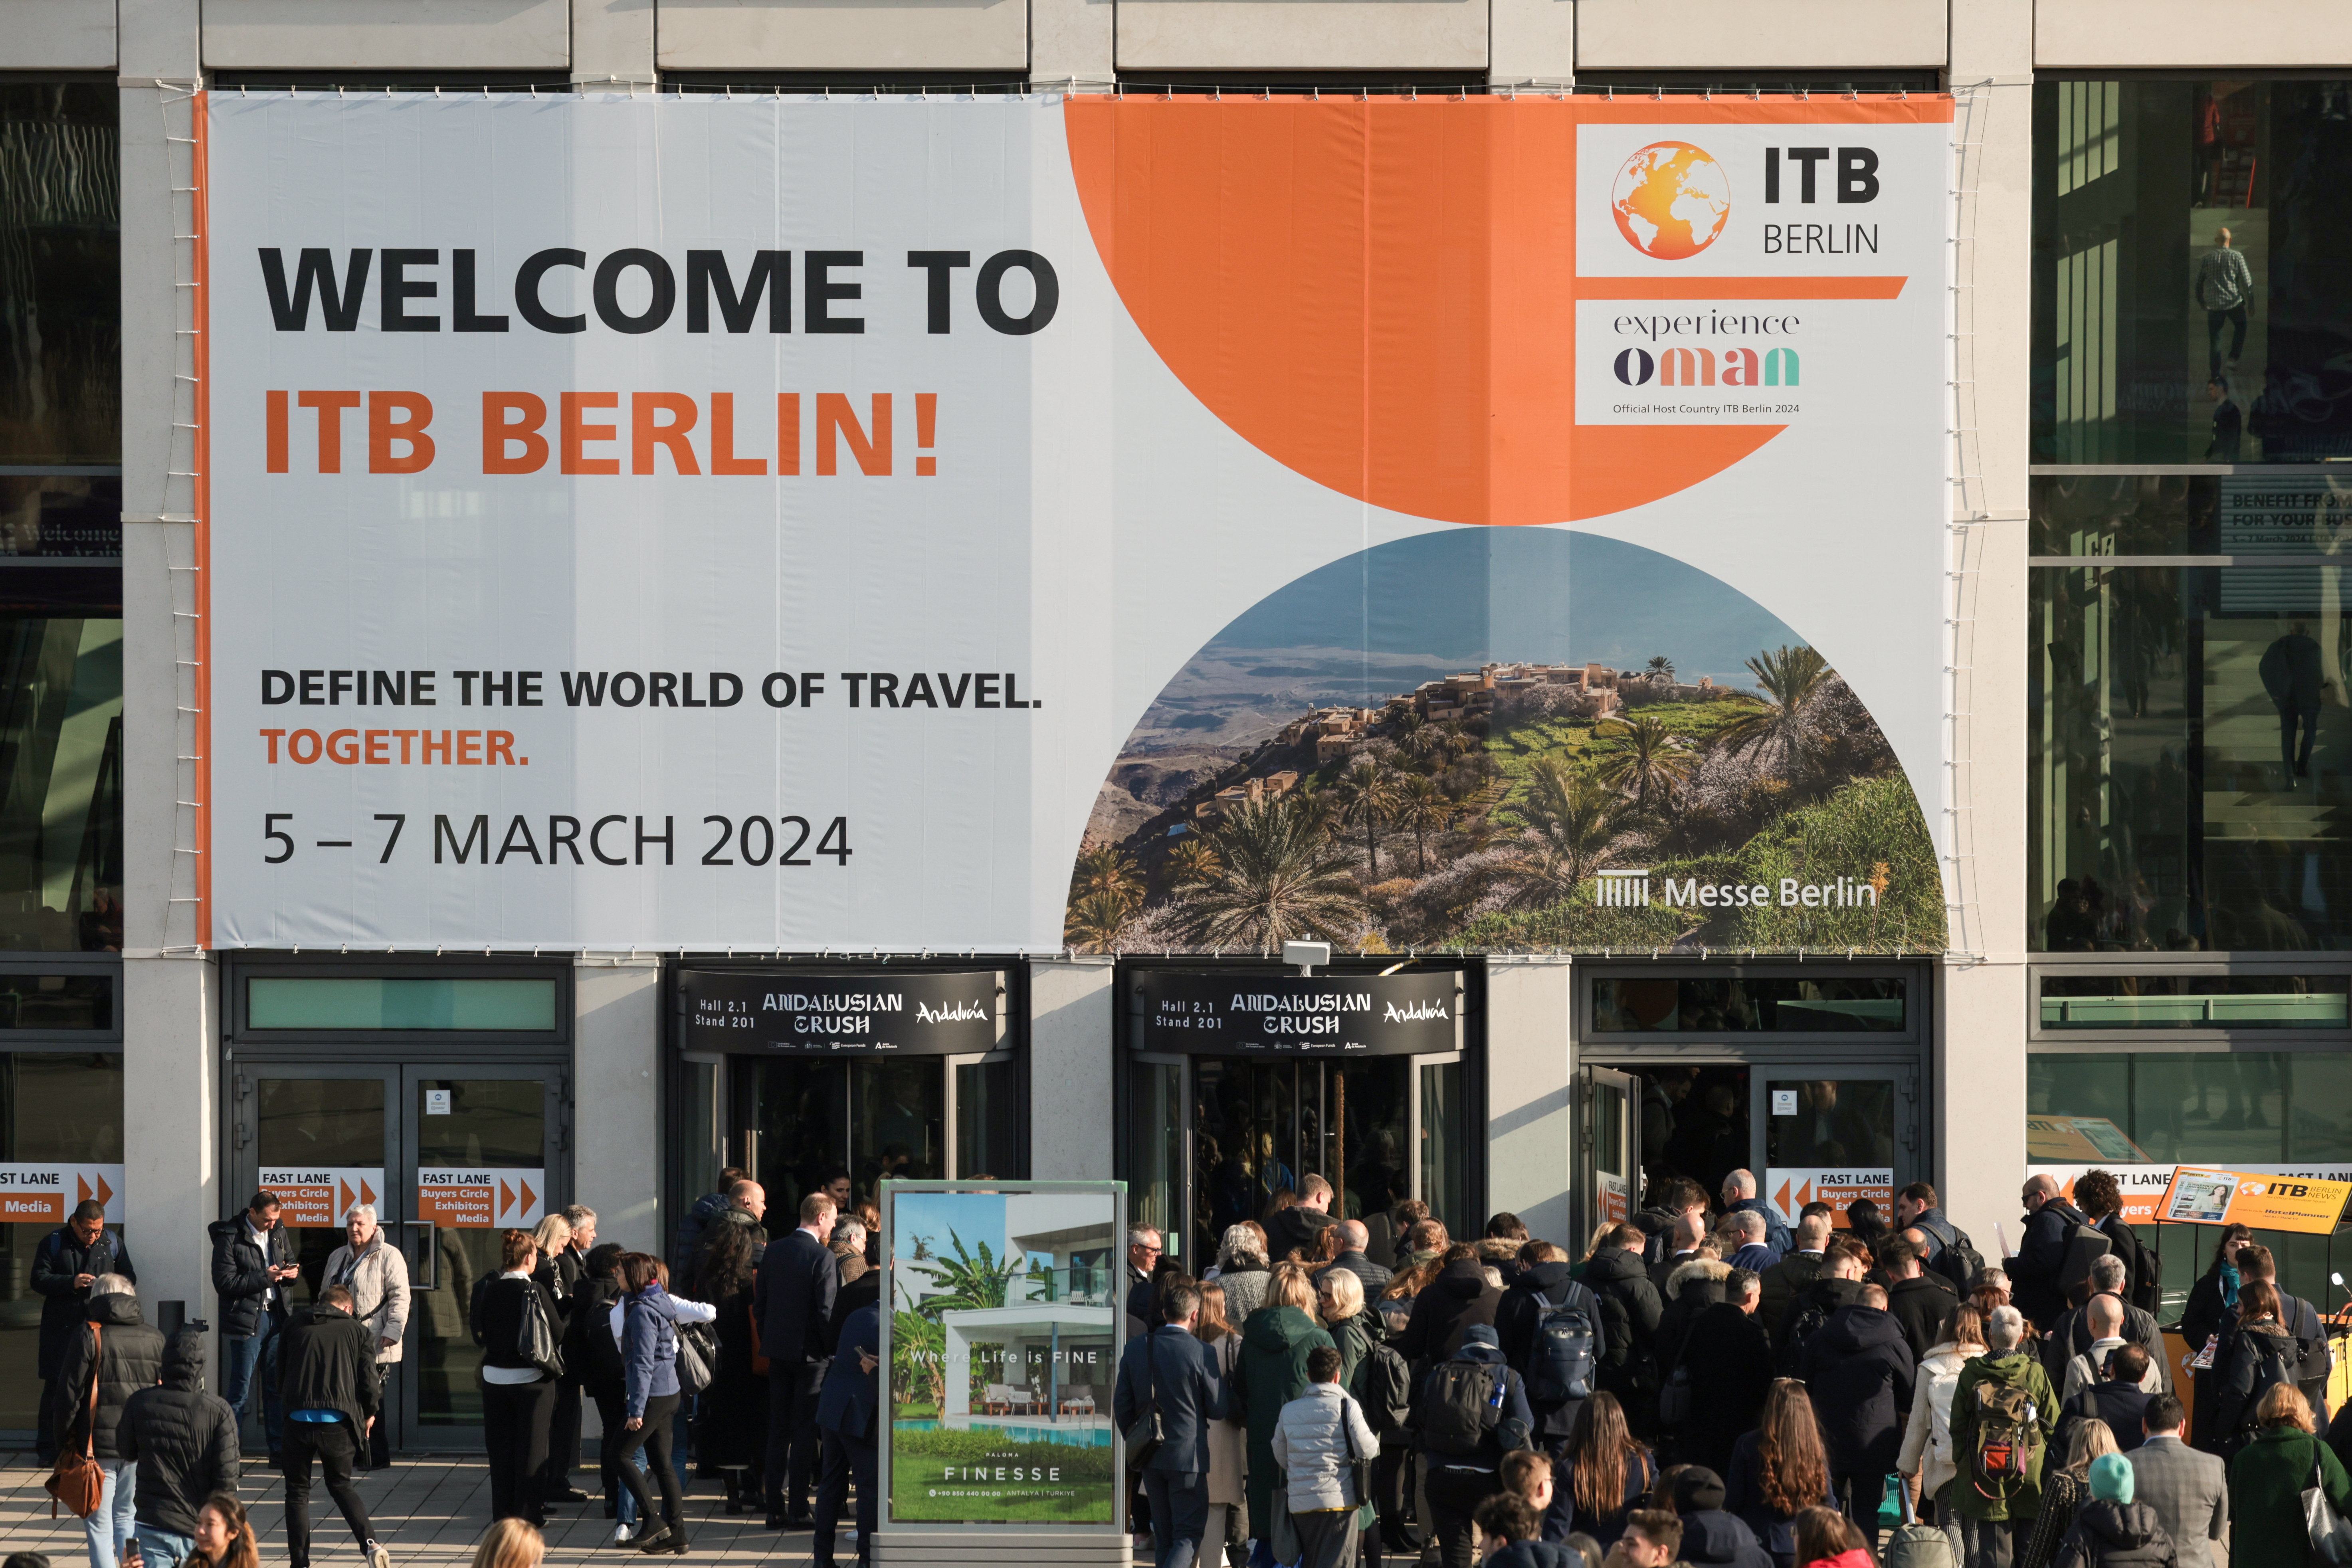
[{"left": 1611, "top": 142, "right": 1731, "bottom": 260}]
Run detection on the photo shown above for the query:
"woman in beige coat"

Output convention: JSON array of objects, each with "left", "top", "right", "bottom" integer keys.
[
  {"left": 1198, "top": 1281, "right": 1248, "bottom": 1568},
  {"left": 322, "top": 1204, "right": 412, "bottom": 1466}
]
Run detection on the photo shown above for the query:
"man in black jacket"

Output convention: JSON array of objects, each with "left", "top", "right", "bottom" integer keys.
[
  {"left": 31, "top": 1200, "right": 135, "bottom": 1463},
  {"left": 1580, "top": 1225, "right": 1664, "bottom": 1437},
  {"left": 2061, "top": 1344, "right": 2158, "bottom": 1456},
  {"left": 277, "top": 1285, "right": 390, "bottom": 1568},
  {"left": 754, "top": 1190, "right": 841, "bottom": 1529},
  {"left": 1113, "top": 1280, "right": 1228, "bottom": 1568},
  {"left": 1670, "top": 1271, "right": 1774, "bottom": 1482},
  {"left": 210, "top": 1190, "right": 299, "bottom": 1461},
  {"left": 50, "top": 1275, "right": 166, "bottom": 1564},
  {"left": 2005, "top": 1174, "right": 2097, "bottom": 1331},
  {"left": 1757, "top": 1211, "right": 1830, "bottom": 1335},
  {"left": 542, "top": 1202, "right": 599, "bottom": 1505},
  {"left": 120, "top": 1329, "right": 240, "bottom": 1568},
  {"left": 1880, "top": 1232, "right": 1959, "bottom": 1362},
  {"left": 1397, "top": 1248, "right": 1505, "bottom": 1373},
  {"left": 1798, "top": 1283, "right": 1916, "bottom": 1546},
  {"left": 1313, "top": 1221, "right": 1394, "bottom": 1301}
]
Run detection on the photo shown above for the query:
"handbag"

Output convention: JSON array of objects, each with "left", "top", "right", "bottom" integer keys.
[
  {"left": 46, "top": 1323, "right": 105, "bottom": 1520},
  {"left": 674, "top": 1315, "right": 719, "bottom": 1393},
  {"left": 1123, "top": 1335, "right": 1164, "bottom": 1475},
  {"left": 1342, "top": 1393, "right": 1378, "bottom": 1532},
  {"left": 2306, "top": 1449, "right": 2352, "bottom": 1566},
  {"left": 521, "top": 1286, "right": 565, "bottom": 1378}
]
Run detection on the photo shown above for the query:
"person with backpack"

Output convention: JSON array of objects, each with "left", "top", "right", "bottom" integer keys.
[
  {"left": 2047, "top": 1451, "right": 2176, "bottom": 1568},
  {"left": 1411, "top": 1322, "right": 1533, "bottom": 1568},
  {"left": 1948, "top": 1305, "right": 2060, "bottom": 1568},
  {"left": 1268, "top": 1344, "right": 1380, "bottom": 1568},
  {"left": 1799, "top": 1282, "right": 1915, "bottom": 1549},
  {"left": 1580, "top": 1226, "right": 1664, "bottom": 1437},
  {"left": 1663, "top": 1269, "right": 1772, "bottom": 1481},
  {"left": 1235, "top": 1263, "right": 1334, "bottom": 1568},
  {"left": 614, "top": 1252, "right": 718, "bottom": 1554},
  {"left": 2071, "top": 1173, "right": 2154, "bottom": 1313},
  {"left": 1497, "top": 1241, "right": 1604, "bottom": 1464},
  {"left": 1775, "top": 1242, "right": 1867, "bottom": 1378},
  {"left": 2205, "top": 1280, "right": 2299, "bottom": 1463},
  {"left": 1760, "top": 1213, "right": 1833, "bottom": 1336},
  {"left": 1899, "top": 1303, "right": 1989, "bottom": 1556},
  {"left": 1898, "top": 1182, "right": 1988, "bottom": 1293},
  {"left": 2006, "top": 1177, "right": 2103, "bottom": 1333},
  {"left": 2229, "top": 1244, "right": 2330, "bottom": 1416},
  {"left": 2227, "top": 1382, "right": 2350, "bottom": 1568},
  {"left": 1398, "top": 1245, "right": 1507, "bottom": 1374}
]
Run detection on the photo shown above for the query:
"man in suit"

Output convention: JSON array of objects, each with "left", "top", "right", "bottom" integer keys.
[
  {"left": 1113, "top": 1280, "right": 1227, "bottom": 1568},
  {"left": 1313, "top": 1221, "right": 1393, "bottom": 1300},
  {"left": 755, "top": 1191, "right": 841, "bottom": 1530},
  {"left": 1125, "top": 1226, "right": 1165, "bottom": 1336},
  {"left": 813, "top": 1300, "right": 882, "bottom": 1568},
  {"left": 1648, "top": 1210, "right": 1706, "bottom": 1293},
  {"left": 543, "top": 1204, "right": 598, "bottom": 1503},
  {"left": 2127, "top": 1394, "right": 2228, "bottom": 1568}
]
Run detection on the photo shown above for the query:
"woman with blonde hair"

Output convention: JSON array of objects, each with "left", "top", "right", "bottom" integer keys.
[
  {"left": 1316, "top": 1267, "right": 1374, "bottom": 1394},
  {"left": 1215, "top": 1223, "right": 1272, "bottom": 1322},
  {"left": 1194, "top": 1282, "right": 1247, "bottom": 1567},
  {"left": 1897, "top": 1303, "right": 1986, "bottom": 1554},
  {"left": 2230, "top": 1382, "right": 2352, "bottom": 1566},
  {"left": 1236, "top": 1261, "right": 1334, "bottom": 1568},
  {"left": 2019, "top": 1419, "right": 2117, "bottom": 1568},
  {"left": 469, "top": 1518, "right": 545, "bottom": 1568}
]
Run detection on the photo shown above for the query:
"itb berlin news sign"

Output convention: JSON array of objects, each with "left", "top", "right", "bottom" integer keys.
[{"left": 199, "top": 93, "right": 1954, "bottom": 952}]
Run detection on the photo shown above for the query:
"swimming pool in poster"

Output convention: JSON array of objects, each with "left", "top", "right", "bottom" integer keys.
[{"left": 885, "top": 1184, "right": 1123, "bottom": 1526}]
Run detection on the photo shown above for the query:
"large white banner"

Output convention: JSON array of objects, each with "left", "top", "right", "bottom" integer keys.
[{"left": 201, "top": 93, "right": 1954, "bottom": 952}]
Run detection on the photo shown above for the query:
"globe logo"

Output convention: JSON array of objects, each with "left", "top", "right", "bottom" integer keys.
[{"left": 1611, "top": 141, "right": 1732, "bottom": 261}]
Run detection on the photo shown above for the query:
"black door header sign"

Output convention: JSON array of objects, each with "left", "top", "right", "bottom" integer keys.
[
  {"left": 678, "top": 969, "right": 1003, "bottom": 1055},
  {"left": 1134, "top": 971, "right": 1459, "bottom": 1056}
]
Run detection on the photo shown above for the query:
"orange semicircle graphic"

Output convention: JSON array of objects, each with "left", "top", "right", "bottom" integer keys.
[{"left": 1063, "top": 96, "right": 1783, "bottom": 527}]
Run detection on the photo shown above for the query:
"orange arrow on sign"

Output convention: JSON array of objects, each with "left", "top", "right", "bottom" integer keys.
[
  {"left": 1798, "top": 1181, "right": 1815, "bottom": 1209},
  {"left": 361, "top": 1178, "right": 376, "bottom": 1206},
  {"left": 519, "top": 1179, "right": 538, "bottom": 1216},
  {"left": 1775, "top": 1179, "right": 1792, "bottom": 1215},
  {"left": 499, "top": 1180, "right": 515, "bottom": 1217},
  {"left": 339, "top": 1180, "right": 355, "bottom": 1214},
  {"left": 76, "top": 1174, "right": 91, "bottom": 1204}
]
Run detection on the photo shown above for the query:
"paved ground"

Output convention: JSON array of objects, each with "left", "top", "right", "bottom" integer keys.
[{"left": 0, "top": 1453, "right": 839, "bottom": 1564}]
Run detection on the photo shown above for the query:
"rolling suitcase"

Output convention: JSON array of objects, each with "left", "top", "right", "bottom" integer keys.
[{"left": 1885, "top": 1481, "right": 1957, "bottom": 1568}]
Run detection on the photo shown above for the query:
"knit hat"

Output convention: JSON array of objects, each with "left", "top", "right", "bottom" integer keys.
[
  {"left": 2089, "top": 1452, "right": 2136, "bottom": 1505},
  {"left": 1671, "top": 1467, "right": 1728, "bottom": 1512}
]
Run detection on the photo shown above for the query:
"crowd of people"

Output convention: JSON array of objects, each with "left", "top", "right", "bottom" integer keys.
[
  {"left": 21, "top": 1160, "right": 2352, "bottom": 1568},
  {"left": 1114, "top": 1168, "right": 2352, "bottom": 1568}
]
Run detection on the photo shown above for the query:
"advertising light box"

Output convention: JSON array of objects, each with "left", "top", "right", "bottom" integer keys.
[{"left": 198, "top": 91, "right": 1954, "bottom": 954}]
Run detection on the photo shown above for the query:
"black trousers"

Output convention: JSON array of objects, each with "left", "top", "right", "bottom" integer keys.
[
  {"left": 2282, "top": 704, "right": 2321, "bottom": 772},
  {"left": 612, "top": 1392, "right": 687, "bottom": 1541},
  {"left": 283, "top": 1420, "right": 374, "bottom": 1568},
  {"left": 544, "top": 1377, "right": 583, "bottom": 1493},
  {"left": 594, "top": 1390, "right": 637, "bottom": 1513},
  {"left": 764, "top": 1358, "right": 828, "bottom": 1513},
  {"left": 35, "top": 1376, "right": 59, "bottom": 1464},
  {"left": 814, "top": 1430, "right": 877, "bottom": 1568},
  {"left": 2208, "top": 305, "right": 2249, "bottom": 377},
  {"left": 482, "top": 1378, "right": 557, "bottom": 1526},
  {"left": 1833, "top": 1471, "right": 1881, "bottom": 1548},
  {"left": 1423, "top": 1466, "right": 1500, "bottom": 1568},
  {"left": 365, "top": 1365, "right": 391, "bottom": 1469},
  {"left": 1375, "top": 1446, "right": 1422, "bottom": 1551}
]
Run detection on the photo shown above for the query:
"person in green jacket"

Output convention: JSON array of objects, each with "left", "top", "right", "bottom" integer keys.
[
  {"left": 1317, "top": 1269, "right": 1377, "bottom": 1396},
  {"left": 1233, "top": 1263, "right": 1335, "bottom": 1565},
  {"left": 2229, "top": 1381, "right": 2352, "bottom": 1568},
  {"left": 1946, "top": 1305, "right": 2059, "bottom": 1566}
]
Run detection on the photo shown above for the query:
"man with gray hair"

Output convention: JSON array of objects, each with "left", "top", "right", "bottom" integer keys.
[
  {"left": 1721, "top": 1168, "right": 1792, "bottom": 1260},
  {"left": 1313, "top": 1219, "right": 1393, "bottom": 1300},
  {"left": 1127, "top": 1226, "right": 1164, "bottom": 1335},
  {"left": 1724, "top": 1211, "right": 1776, "bottom": 1274},
  {"left": 2045, "top": 1251, "right": 2171, "bottom": 1395},
  {"left": 322, "top": 1204, "right": 410, "bottom": 1470},
  {"left": 1948, "top": 1305, "right": 2058, "bottom": 1566},
  {"left": 543, "top": 1203, "right": 600, "bottom": 1503}
]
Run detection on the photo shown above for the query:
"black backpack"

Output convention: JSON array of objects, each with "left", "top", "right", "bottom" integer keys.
[
  {"left": 1522, "top": 1281, "right": 1602, "bottom": 1407},
  {"left": 1418, "top": 1358, "right": 1503, "bottom": 1457},
  {"left": 1921, "top": 1217, "right": 1987, "bottom": 1291},
  {"left": 2233, "top": 1331, "right": 2299, "bottom": 1440},
  {"left": 1359, "top": 1341, "right": 1413, "bottom": 1433},
  {"left": 1777, "top": 1288, "right": 1841, "bottom": 1378}
]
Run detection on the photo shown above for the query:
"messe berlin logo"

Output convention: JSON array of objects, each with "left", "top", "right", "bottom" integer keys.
[{"left": 1612, "top": 142, "right": 1732, "bottom": 260}]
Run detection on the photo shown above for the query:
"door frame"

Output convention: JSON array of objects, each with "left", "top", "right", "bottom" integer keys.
[{"left": 1578, "top": 1064, "right": 1641, "bottom": 1246}]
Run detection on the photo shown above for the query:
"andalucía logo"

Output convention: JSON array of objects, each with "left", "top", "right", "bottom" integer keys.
[{"left": 1612, "top": 142, "right": 1732, "bottom": 260}]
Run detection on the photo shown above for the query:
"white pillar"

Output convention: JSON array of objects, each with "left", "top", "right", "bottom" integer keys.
[
  {"left": 574, "top": 960, "right": 662, "bottom": 1253},
  {"left": 1031, "top": 0, "right": 1115, "bottom": 87},
  {"left": 1490, "top": 0, "right": 1574, "bottom": 89},
  {"left": 119, "top": 0, "right": 214, "bottom": 1326},
  {"left": 1029, "top": 958, "right": 1115, "bottom": 1181},
  {"left": 576, "top": 0, "right": 656, "bottom": 89},
  {"left": 1938, "top": 0, "right": 2034, "bottom": 1250},
  {"left": 1484, "top": 956, "right": 1574, "bottom": 1244}
]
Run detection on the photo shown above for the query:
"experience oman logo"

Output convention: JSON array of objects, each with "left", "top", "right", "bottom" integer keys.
[{"left": 1611, "top": 141, "right": 1732, "bottom": 260}]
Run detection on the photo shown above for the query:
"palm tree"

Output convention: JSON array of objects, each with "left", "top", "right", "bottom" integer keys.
[
  {"left": 891, "top": 1307, "right": 948, "bottom": 1412},
  {"left": 1167, "top": 838, "right": 1223, "bottom": 889},
  {"left": 1511, "top": 755, "right": 1626, "bottom": 905},
  {"left": 1330, "top": 758, "right": 1401, "bottom": 877},
  {"left": 915, "top": 1229, "right": 1023, "bottom": 1311},
  {"left": 1395, "top": 774, "right": 1452, "bottom": 873},
  {"left": 1073, "top": 843, "right": 1140, "bottom": 904},
  {"left": 1718, "top": 643, "right": 1831, "bottom": 772},
  {"left": 1646, "top": 654, "right": 1676, "bottom": 682},
  {"left": 1176, "top": 795, "right": 1367, "bottom": 954},
  {"left": 1065, "top": 889, "right": 1140, "bottom": 953},
  {"left": 1590, "top": 713, "right": 1697, "bottom": 814}
]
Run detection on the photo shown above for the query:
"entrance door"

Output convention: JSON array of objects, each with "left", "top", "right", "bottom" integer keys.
[
  {"left": 1580, "top": 1066, "right": 1641, "bottom": 1242},
  {"left": 735, "top": 1057, "right": 948, "bottom": 1213},
  {"left": 235, "top": 1063, "right": 564, "bottom": 1449},
  {"left": 1754, "top": 1065, "right": 1921, "bottom": 1231},
  {"left": 1186, "top": 1056, "right": 1414, "bottom": 1267}
]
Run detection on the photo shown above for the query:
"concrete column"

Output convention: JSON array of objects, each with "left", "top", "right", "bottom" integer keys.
[
  {"left": 1483, "top": 956, "right": 1574, "bottom": 1244},
  {"left": 119, "top": 0, "right": 213, "bottom": 1319},
  {"left": 1489, "top": 0, "right": 1574, "bottom": 89},
  {"left": 574, "top": 960, "right": 663, "bottom": 1253},
  {"left": 576, "top": 0, "right": 655, "bottom": 89},
  {"left": 1937, "top": 0, "right": 2033, "bottom": 1249},
  {"left": 1031, "top": 0, "right": 1114, "bottom": 87},
  {"left": 1028, "top": 957, "right": 1115, "bottom": 1180}
]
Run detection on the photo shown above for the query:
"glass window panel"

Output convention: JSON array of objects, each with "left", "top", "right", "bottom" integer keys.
[
  {"left": 0, "top": 477, "right": 123, "bottom": 561},
  {"left": 1765, "top": 1078, "right": 1897, "bottom": 1168},
  {"left": 738, "top": 1057, "right": 845, "bottom": 1218},
  {"left": 1420, "top": 1060, "right": 1467, "bottom": 1238},
  {"left": 2027, "top": 1052, "right": 2134, "bottom": 1131},
  {"left": 2039, "top": 974, "right": 2349, "bottom": 1028},
  {"left": 680, "top": 1059, "right": 721, "bottom": 1203},
  {"left": 2131, "top": 1052, "right": 2287, "bottom": 1163},
  {"left": 1192, "top": 1059, "right": 1272, "bottom": 1264},
  {"left": 850, "top": 1060, "right": 943, "bottom": 1201},
  {"left": 412, "top": 1078, "right": 546, "bottom": 1429},
  {"left": 246, "top": 977, "right": 556, "bottom": 1031},
  {"left": 954, "top": 1057, "right": 1020, "bottom": 1180},
  {"left": 0, "top": 973, "right": 109, "bottom": 1029},
  {"left": 0, "top": 613, "right": 121, "bottom": 952},
  {"left": 257, "top": 1077, "right": 384, "bottom": 1168},
  {"left": 1124, "top": 1060, "right": 1181, "bottom": 1262},
  {"left": 2033, "top": 79, "right": 2352, "bottom": 465},
  {"left": 1329, "top": 1058, "right": 1409, "bottom": 1224},
  {"left": 2287, "top": 1053, "right": 2352, "bottom": 1164},
  {"left": 0, "top": 84, "right": 119, "bottom": 466},
  {"left": 1592, "top": 976, "right": 1905, "bottom": 1031},
  {"left": 0, "top": 1051, "right": 121, "bottom": 1429}
]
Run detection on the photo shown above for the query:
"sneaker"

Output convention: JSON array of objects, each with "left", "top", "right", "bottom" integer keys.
[
  {"left": 610, "top": 1525, "right": 638, "bottom": 1548},
  {"left": 366, "top": 1542, "right": 391, "bottom": 1568}
]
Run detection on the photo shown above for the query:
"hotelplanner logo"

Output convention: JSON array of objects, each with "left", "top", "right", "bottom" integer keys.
[{"left": 1611, "top": 143, "right": 1732, "bottom": 260}]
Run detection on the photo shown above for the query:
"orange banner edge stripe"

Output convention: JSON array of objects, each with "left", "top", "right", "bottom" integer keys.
[{"left": 1577, "top": 276, "right": 1907, "bottom": 300}]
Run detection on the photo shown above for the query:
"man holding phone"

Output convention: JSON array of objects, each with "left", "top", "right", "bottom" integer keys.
[{"left": 210, "top": 1190, "right": 303, "bottom": 1463}]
